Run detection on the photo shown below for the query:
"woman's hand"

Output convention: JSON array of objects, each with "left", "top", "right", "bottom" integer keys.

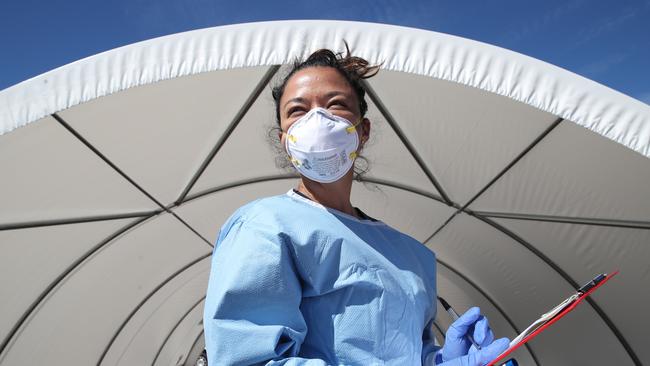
[
  {"left": 436, "top": 307, "right": 509, "bottom": 366},
  {"left": 436, "top": 338, "right": 509, "bottom": 366}
]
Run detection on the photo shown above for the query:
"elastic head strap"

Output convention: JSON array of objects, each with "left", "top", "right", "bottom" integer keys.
[
  {"left": 345, "top": 118, "right": 363, "bottom": 134},
  {"left": 289, "top": 156, "right": 301, "bottom": 166}
]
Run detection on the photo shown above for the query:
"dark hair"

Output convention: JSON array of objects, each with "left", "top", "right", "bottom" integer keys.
[
  {"left": 271, "top": 43, "right": 380, "bottom": 126},
  {"left": 268, "top": 44, "right": 380, "bottom": 181}
]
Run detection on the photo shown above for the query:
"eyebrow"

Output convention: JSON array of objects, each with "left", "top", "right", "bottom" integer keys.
[
  {"left": 324, "top": 91, "right": 348, "bottom": 99},
  {"left": 283, "top": 97, "right": 307, "bottom": 109}
]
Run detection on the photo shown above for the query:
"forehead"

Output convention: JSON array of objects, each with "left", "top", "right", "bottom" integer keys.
[{"left": 281, "top": 66, "right": 355, "bottom": 102}]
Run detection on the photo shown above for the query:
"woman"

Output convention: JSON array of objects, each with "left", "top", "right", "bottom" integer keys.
[{"left": 203, "top": 46, "right": 509, "bottom": 365}]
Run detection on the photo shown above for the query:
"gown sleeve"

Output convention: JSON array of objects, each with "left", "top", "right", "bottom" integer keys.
[
  {"left": 420, "top": 249, "right": 441, "bottom": 366},
  {"left": 422, "top": 318, "right": 442, "bottom": 365},
  {"left": 203, "top": 218, "right": 327, "bottom": 366}
]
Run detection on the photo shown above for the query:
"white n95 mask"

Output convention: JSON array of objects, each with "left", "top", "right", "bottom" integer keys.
[{"left": 285, "top": 107, "right": 360, "bottom": 183}]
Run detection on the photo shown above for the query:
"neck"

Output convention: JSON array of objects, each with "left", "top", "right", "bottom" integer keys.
[{"left": 297, "top": 171, "right": 356, "bottom": 217}]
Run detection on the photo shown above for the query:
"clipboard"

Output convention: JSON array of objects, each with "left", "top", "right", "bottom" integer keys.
[{"left": 487, "top": 271, "right": 619, "bottom": 366}]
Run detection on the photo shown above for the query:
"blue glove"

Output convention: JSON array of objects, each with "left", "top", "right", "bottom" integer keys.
[
  {"left": 437, "top": 338, "right": 510, "bottom": 366},
  {"left": 437, "top": 307, "right": 509, "bottom": 366}
]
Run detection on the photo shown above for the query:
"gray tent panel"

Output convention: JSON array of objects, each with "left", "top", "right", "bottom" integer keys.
[
  {"left": 58, "top": 66, "right": 273, "bottom": 205},
  {"left": 428, "top": 212, "right": 632, "bottom": 365},
  {"left": 0, "top": 213, "right": 210, "bottom": 365},
  {"left": 175, "top": 180, "right": 298, "bottom": 243},
  {"left": 0, "top": 218, "right": 135, "bottom": 349},
  {"left": 184, "top": 331, "right": 206, "bottom": 366},
  {"left": 153, "top": 300, "right": 205, "bottom": 366},
  {"left": 100, "top": 258, "right": 210, "bottom": 366},
  {"left": 185, "top": 82, "right": 293, "bottom": 198},
  {"left": 472, "top": 120, "right": 650, "bottom": 222},
  {"left": 0, "top": 116, "right": 156, "bottom": 225},
  {"left": 367, "top": 70, "right": 559, "bottom": 206},
  {"left": 494, "top": 218, "right": 650, "bottom": 363}
]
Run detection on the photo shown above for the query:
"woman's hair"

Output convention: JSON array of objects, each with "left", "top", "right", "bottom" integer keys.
[{"left": 268, "top": 43, "right": 381, "bottom": 181}]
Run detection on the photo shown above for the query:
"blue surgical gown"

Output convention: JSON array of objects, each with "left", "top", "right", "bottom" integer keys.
[{"left": 204, "top": 190, "right": 439, "bottom": 365}]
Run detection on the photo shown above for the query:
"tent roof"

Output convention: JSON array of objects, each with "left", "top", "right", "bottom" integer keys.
[
  {"left": 2, "top": 20, "right": 649, "bottom": 156},
  {"left": 1, "top": 20, "right": 649, "bottom": 366}
]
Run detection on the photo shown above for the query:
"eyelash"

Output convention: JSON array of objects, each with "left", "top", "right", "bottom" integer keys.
[
  {"left": 287, "top": 101, "right": 347, "bottom": 117},
  {"left": 288, "top": 107, "right": 305, "bottom": 116}
]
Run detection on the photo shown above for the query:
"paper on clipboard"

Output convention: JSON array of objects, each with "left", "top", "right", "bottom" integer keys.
[{"left": 487, "top": 271, "right": 618, "bottom": 366}]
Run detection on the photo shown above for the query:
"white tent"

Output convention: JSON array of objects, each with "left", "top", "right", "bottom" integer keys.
[{"left": 1, "top": 20, "right": 649, "bottom": 366}]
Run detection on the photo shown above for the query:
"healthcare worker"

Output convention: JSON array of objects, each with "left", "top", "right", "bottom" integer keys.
[{"left": 203, "top": 46, "right": 510, "bottom": 365}]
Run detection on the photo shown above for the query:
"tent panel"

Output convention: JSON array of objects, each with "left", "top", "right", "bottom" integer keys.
[
  {"left": 436, "top": 264, "right": 537, "bottom": 365},
  {"left": 186, "top": 91, "right": 291, "bottom": 196},
  {"left": 349, "top": 182, "right": 455, "bottom": 242},
  {"left": 471, "top": 121, "right": 650, "bottom": 221},
  {"left": 58, "top": 66, "right": 273, "bottom": 205},
  {"left": 183, "top": 331, "right": 205, "bottom": 366},
  {"left": 361, "top": 97, "right": 443, "bottom": 197},
  {"left": 154, "top": 300, "right": 204, "bottom": 366},
  {"left": 493, "top": 218, "right": 650, "bottom": 364},
  {"left": 367, "top": 70, "right": 558, "bottom": 206},
  {"left": 175, "top": 179, "right": 299, "bottom": 244},
  {"left": 0, "top": 218, "right": 134, "bottom": 348},
  {"left": 0, "top": 116, "right": 156, "bottom": 224},
  {"left": 100, "top": 258, "right": 209, "bottom": 366},
  {"left": 0, "top": 213, "right": 210, "bottom": 366},
  {"left": 427, "top": 213, "right": 633, "bottom": 365}
]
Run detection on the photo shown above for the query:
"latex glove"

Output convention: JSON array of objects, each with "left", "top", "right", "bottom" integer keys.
[
  {"left": 436, "top": 338, "right": 510, "bottom": 366},
  {"left": 441, "top": 307, "right": 495, "bottom": 361}
]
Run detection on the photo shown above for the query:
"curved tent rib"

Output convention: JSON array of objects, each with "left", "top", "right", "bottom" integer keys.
[{"left": 97, "top": 255, "right": 211, "bottom": 366}]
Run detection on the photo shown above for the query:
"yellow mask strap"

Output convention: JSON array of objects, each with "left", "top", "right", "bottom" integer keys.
[{"left": 346, "top": 118, "right": 363, "bottom": 134}]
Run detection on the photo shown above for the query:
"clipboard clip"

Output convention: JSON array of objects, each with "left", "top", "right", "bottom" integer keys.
[{"left": 578, "top": 273, "right": 607, "bottom": 294}]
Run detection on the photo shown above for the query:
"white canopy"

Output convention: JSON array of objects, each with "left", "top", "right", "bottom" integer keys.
[{"left": 1, "top": 20, "right": 649, "bottom": 366}]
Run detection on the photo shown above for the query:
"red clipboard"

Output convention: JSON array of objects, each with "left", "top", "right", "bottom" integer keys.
[{"left": 487, "top": 271, "right": 619, "bottom": 366}]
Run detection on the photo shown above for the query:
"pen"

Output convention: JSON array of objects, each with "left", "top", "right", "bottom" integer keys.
[
  {"left": 437, "top": 296, "right": 482, "bottom": 350},
  {"left": 500, "top": 359, "right": 518, "bottom": 366}
]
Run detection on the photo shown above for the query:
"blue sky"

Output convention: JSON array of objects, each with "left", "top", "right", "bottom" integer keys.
[{"left": 1, "top": 0, "right": 649, "bottom": 104}]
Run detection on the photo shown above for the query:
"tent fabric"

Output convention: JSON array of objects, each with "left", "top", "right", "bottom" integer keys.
[
  {"left": 1, "top": 20, "right": 649, "bottom": 157},
  {"left": 0, "top": 20, "right": 649, "bottom": 366}
]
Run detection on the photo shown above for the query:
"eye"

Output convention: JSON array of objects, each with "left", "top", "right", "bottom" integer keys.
[
  {"left": 287, "top": 106, "right": 306, "bottom": 117},
  {"left": 328, "top": 100, "right": 347, "bottom": 109}
]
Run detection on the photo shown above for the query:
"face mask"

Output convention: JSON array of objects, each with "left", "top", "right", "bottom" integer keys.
[{"left": 285, "top": 107, "right": 360, "bottom": 183}]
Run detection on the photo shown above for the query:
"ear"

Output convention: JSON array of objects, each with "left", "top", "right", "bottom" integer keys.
[
  {"left": 279, "top": 130, "right": 289, "bottom": 154},
  {"left": 359, "top": 118, "right": 371, "bottom": 147}
]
